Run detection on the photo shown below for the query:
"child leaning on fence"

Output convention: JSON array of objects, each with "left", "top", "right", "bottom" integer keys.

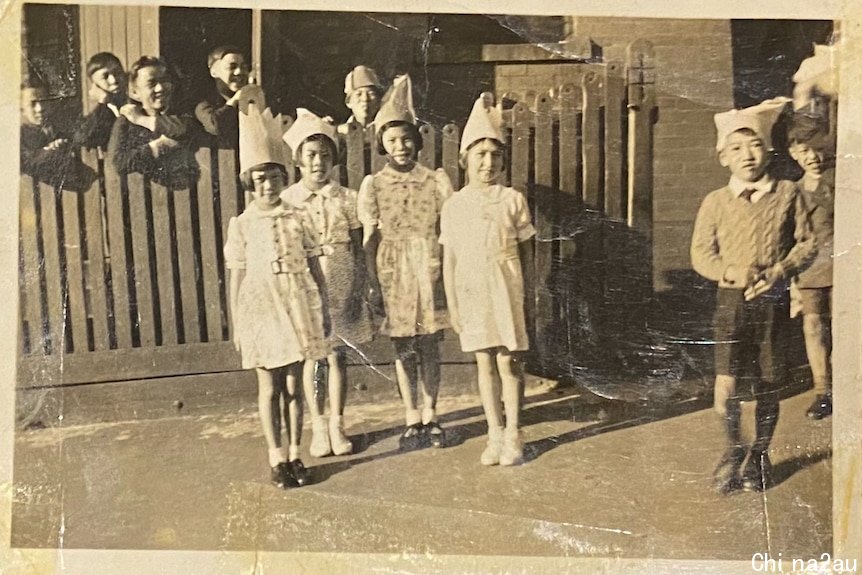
[
  {"left": 224, "top": 104, "right": 331, "bottom": 490},
  {"left": 690, "top": 98, "right": 816, "bottom": 496},
  {"left": 108, "top": 56, "right": 200, "bottom": 189},
  {"left": 358, "top": 75, "right": 455, "bottom": 451},
  {"left": 786, "top": 113, "right": 835, "bottom": 420},
  {"left": 73, "top": 52, "right": 126, "bottom": 151},
  {"left": 281, "top": 109, "right": 374, "bottom": 458},
  {"left": 440, "top": 95, "right": 536, "bottom": 467}
]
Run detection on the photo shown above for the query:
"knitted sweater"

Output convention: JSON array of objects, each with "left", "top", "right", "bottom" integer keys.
[{"left": 690, "top": 179, "right": 816, "bottom": 289}]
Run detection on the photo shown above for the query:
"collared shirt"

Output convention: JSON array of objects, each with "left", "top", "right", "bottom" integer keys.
[
  {"left": 728, "top": 174, "right": 775, "bottom": 204},
  {"left": 280, "top": 181, "right": 361, "bottom": 247}
]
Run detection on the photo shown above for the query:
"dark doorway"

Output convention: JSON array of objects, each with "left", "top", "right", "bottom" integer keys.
[{"left": 159, "top": 7, "right": 253, "bottom": 114}]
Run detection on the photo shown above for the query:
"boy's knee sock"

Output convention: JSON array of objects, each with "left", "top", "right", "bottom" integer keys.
[
  {"left": 753, "top": 392, "right": 780, "bottom": 453},
  {"left": 723, "top": 398, "right": 743, "bottom": 448}
]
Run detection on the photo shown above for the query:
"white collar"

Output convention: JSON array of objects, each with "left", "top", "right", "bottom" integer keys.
[{"left": 728, "top": 175, "right": 774, "bottom": 199}]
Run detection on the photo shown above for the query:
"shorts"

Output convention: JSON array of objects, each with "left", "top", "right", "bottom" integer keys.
[
  {"left": 799, "top": 287, "right": 832, "bottom": 316},
  {"left": 713, "top": 288, "right": 789, "bottom": 383}
]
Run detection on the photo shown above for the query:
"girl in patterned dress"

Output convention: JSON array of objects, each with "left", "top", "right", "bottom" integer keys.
[
  {"left": 358, "top": 75, "right": 454, "bottom": 450},
  {"left": 224, "top": 105, "right": 330, "bottom": 489},
  {"left": 282, "top": 109, "right": 374, "bottom": 457},
  {"left": 440, "top": 95, "right": 536, "bottom": 466}
]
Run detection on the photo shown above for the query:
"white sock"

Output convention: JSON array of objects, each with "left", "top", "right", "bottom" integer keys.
[
  {"left": 288, "top": 445, "right": 301, "bottom": 462},
  {"left": 406, "top": 409, "right": 422, "bottom": 426},
  {"left": 421, "top": 408, "right": 436, "bottom": 425},
  {"left": 268, "top": 447, "right": 287, "bottom": 467}
]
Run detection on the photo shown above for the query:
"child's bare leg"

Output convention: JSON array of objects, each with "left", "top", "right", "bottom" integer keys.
[
  {"left": 284, "top": 361, "right": 310, "bottom": 485},
  {"left": 497, "top": 350, "right": 525, "bottom": 466},
  {"left": 476, "top": 350, "right": 503, "bottom": 465},
  {"left": 256, "top": 367, "right": 286, "bottom": 467},
  {"left": 803, "top": 313, "right": 832, "bottom": 394},
  {"left": 328, "top": 349, "right": 353, "bottom": 455},
  {"left": 497, "top": 350, "right": 524, "bottom": 432},
  {"left": 417, "top": 334, "right": 441, "bottom": 424},
  {"left": 393, "top": 337, "right": 421, "bottom": 425}
]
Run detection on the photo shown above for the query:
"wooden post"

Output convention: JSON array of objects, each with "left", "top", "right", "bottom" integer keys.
[
  {"left": 195, "top": 148, "right": 224, "bottom": 343},
  {"left": 174, "top": 187, "right": 202, "bottom": 344},
  {"left": 39, "top": 183, "right": 66, "bottom": 355},
  {"left": 62, "top": 189, "right": 88, "bottom": 353},
  {"left": 19, "top": 176, "right": 43, "bottom": 354},
  {"left": 533, "top": 91, "right": 556, "bottom": 372},
  {"left": 604, "top": 61, "right": 626, "bottom": 220},
  {"left": 251, "top": 9, "right": 263, "bottom": 84},
  {"left": 128, "top": 175, "right": 156, "bottom": 347},
  {"left": 103, "top": 156, "right": 133, "bottom": 349},
  {"left": 81, "top": 150, "right": 110, "bottom": 351}
]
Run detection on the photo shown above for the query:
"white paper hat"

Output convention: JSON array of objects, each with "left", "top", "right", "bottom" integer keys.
[
  {"left": 373, "top": 74, "right": 415, "bottom": 128},
  {"left": 282, "top": 108, "right": 337, "bottom": 160},
  {"left": 793, "top": 43, "right": 838, "bottom": 110},
  {"left": 239, "top": 104, "right": 287, "bottom": 174},
  {"left": 714, "top": 97, "right": 790, "bottom": 151},
  {"left": 344, "top": 66, "right": 380, "bottom": 96},
  {"left": 460, "top": 93, "right": 504, "bottom": 154}
]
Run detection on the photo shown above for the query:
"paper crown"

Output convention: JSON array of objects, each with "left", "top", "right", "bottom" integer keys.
[
  {"left": 344, "top": 66, "right": 380, "bottom": 95},
  {"left": 714, "top": 97, "right": 791, "bottom": 151},
  {"left": 282, "top": 108, "right": 338, "bottom": 160},
  {"left": 461, "top": 93, "right": 504, "bottom": 153},
  {"left": 373, "top": 74, "right": 415, "bottom": 128},
  {"left": 239, "top": 104, "right": 287, "bottom": 174}
]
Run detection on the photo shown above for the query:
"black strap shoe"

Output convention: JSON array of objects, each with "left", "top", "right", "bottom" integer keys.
[
  {"left": 423, "top": 421, "right": 446, "bottom": 448},
  {"left": 741, "top": 450, "right": 773, "bottom": 492},
  {"left": 271, "top": 462, "right": 291, "bottom": 489},
  {"left": 806, "top": 394, "right": 832, "bottom": 420},
  {"left": 399, "top": 424, "right": 424, "bottom": 451},
  {"left": 288, "top": 459, "right": 310, "bottom": 487}
]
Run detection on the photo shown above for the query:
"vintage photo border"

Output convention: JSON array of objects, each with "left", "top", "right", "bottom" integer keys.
[{"left": 0, "top": 0, "right": 859, "bottom": 572}]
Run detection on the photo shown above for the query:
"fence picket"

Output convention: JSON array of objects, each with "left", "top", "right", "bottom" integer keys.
[
  {"left": 128, "top": 174, "right": 156, "bottom": 347},
  {"left": 81, "top": 150, "right": 110, "bottom": 351},
  {"left": 39, "top": 183, "right": 66, "bottom": 354},
  {"left": 441, "top": 124, "right": 461, "bottom": 190},
  {"left": 19, "top": 176, "right": 43, "bottom": 354},
  {"left": 151, "top": 182, "right": 178, "bottom": 345},
  {"left": 195, "top": 148, "right": 223, "bottom": 342},
  {"left": 218, "top": 149, "right": 240, "bottom": 339},
  {"left": 174, "top": 186, "right": 201, "bottom": 344},
  {"left": 582, "top": 71, "right": 603, "bottom": 210},
  {"left": 533, "top": 92, "right": 556, "bottom": 371},
  {"left": 511, "top": 102, "right": 531, "bottom": 193},
  {"left": 604, "top": 61, "right": 626, "bottom": 220},
  {"left": 61, "top": 188, "right": 88, "bottom": 353},
  {"left": 418, "top": 124, "right": 436, "bottom": 169},
  {"left": 103, "top": 156, "right": 133, "bottom": 348}
]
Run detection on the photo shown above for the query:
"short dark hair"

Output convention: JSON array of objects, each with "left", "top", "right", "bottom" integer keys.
[
  {"left": 128, "top": 56, "right": 169, "bottom": 84},
  {"left": 787, "top": 113, "right": 829, "bottom": 146},
  {"left": 208, "top": 45, "right": 245, "bottom": 68},
  {"left": 375, "top": 121, "right": 424, "bottom": 157},
  {"left": 296, "top": 134, "right": 338, "bottom": 164},
  {"left": 239, "top": 162, "right": 288, "bottom": 192},
  {"left": 86, "top": 52, "right": 124, "bottom": 78}
]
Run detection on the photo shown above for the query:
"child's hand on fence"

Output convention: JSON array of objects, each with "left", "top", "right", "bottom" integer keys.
[
  {"left": 43, "top": 138, "right": 68, "bottom": 151},
  {"left": 232, "top": 84, "right": 266, "bottom": 113},
  {"left": 148, "top": 135, "right": 180, "bottom": 158}
]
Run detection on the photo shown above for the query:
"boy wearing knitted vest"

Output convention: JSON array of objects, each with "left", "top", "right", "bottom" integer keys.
[{"left": 691, "top": 99, "right": 816, "bottom": 494}]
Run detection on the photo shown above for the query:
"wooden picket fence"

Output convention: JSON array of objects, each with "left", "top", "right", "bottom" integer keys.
[{"left": 17, "top": 49, "right": 656, "bottom": 388}]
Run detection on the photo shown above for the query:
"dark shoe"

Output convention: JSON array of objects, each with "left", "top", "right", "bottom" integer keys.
[
  {"left": 742, "top": 450, "right": 773, "bottom": 492},
  {"left": 399, "top": 424, "right": 424, "bottom": 451},
  {"left": 424, "top": 421, "right": 446, "bottom": 448},
  {"left": 270, "top": 462, "right": 291, "bottom": 489},
  {"left": 288, "top": 459, "right": 310, "bottom": 487},
  {"left": 713, "top": 446, "right": 746, "bottom": 495},
  {"left": 806, "top": 394, "right": 832, "bottom": 420}
]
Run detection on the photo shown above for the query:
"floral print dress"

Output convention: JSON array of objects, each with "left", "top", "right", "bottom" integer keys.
[
  {"left": 224, "top": 200, "right": 330, "bottom": 369},
  {"left": 358, "top": 163, "right": 453, "bottom": 337}
]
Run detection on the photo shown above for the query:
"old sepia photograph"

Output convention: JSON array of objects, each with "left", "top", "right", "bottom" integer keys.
[{"left": 5, "top": 1, "right": 859, "bottom": 572}]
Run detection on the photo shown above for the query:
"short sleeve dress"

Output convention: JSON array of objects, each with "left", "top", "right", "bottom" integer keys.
[
  {"left": 357, "top": 163, "right": 453, "bottom": 337},
  {"left": 439, "top": 185, "right": 536, "bottom": 353},
  {"left": 281, "top": 181, "right": 375, "bottom": 347},
  {"left": 224, "top": 200, "right": 330, "bottom": 369}
]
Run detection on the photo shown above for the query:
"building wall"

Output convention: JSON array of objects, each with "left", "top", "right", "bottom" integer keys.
[{"left": 569, "top": 17, "right": 736, "bottom": 293}]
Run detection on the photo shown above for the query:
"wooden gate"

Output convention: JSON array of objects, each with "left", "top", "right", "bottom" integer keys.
[{"left": 17, "top": 43, "right": 655, "bottom": 388}]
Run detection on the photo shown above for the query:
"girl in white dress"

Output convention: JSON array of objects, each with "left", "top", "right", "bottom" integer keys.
[
  {"left": 440, "top": 95, "right": 536, "bottom": 466},
  {"left": 224, "top": 105, "right": 330, "bottom": 488},
  {"left": 358, "top": 75, "right": 454, "bottom": 451},
  {"left": 282, "top": 110, "right": 374, "bottom": 457}
]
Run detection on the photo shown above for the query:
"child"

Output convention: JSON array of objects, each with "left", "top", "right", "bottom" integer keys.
[
  {"left": 224, "top": 104, "right": 330, "bottom": 488},
  {"left": 358, "top": 75, "right": 454, "bottom": 450},
  {"left": 73, "top": 52, "right": 126, "bottom": 151},
  {"left": 337, "top": 65, "right": 381, "bottom": 136},
  {"left": 195, "top": 46, "right": 265, "bottom": 149},
  {"left": 108, "top": 56, "right": 200, "bottom": 189},
  {"left": 282, "top": 109, "right": 374, "bottom": 457},
  {"left": 440, "top": 95, "right": 536, "bottom": 466},
  {"left": 787, "top": 113, "right": 834, "bottom": 420},
  {"left": 20, "top": 82, "right": 70, "bottom": 182},
  {"left": 691, "top": 98, "right": 816, "bottom": 494}
]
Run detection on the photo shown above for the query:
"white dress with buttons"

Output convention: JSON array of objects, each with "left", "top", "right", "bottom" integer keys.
[{"left": 439, "top": 185, "right": 536, "bottom": 353}]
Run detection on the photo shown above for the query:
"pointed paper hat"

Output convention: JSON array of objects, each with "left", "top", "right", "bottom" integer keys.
[
  {"left": 239, "top": 104, "right": 287, "bottom": 174},
  {"left": 344, "top": 65, "right": 380, "bottom": 95},
  {"left": 373, "top": 74, "right": 415, "bottom": 128},
  {"left": 282, "top": 108, "right": 338, "bottom": 160},
  {"left": 714, "top": 97, "right": 790, "bottom": 151},
  {"left": 461, "top": 93, "right": 504, "bottom": 153}
]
